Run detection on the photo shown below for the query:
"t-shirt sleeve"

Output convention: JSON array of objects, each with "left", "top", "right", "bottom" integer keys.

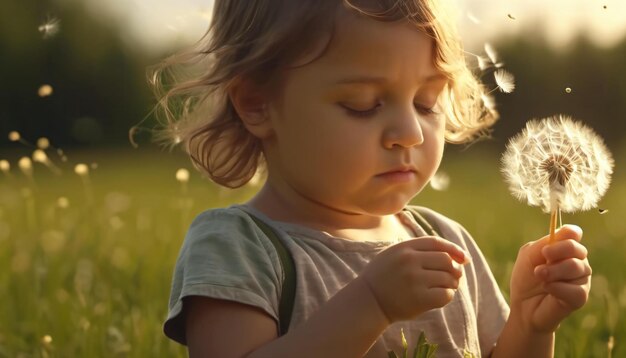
[{"left": 163, "top": 208, "right": 283, "bottom": 345}]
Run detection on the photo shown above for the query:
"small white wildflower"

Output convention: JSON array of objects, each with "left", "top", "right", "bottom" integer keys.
[
  {"left": 38, "top": 84, "right": 54, "bottom": 97},
  {"left": 57, "top": 196, "right": 70, "bottom": 208},
  {"left": 501, "top": 115, "right": 614, "bottom": 214},
  {"left": 494, "top": 69, "right": 515, "bottom": 93},
  {"left": 74, "top": 163, "right": 89, "bottom": 176},
  {"left": 32, "top": 149, "right": 48, "bottom": 163},
  {"left": 37, "top": 137, "right": 50, "bottom": 149},
  {"left": 18, "top": 157, "right": 33, "bottom": 174},
  {"left": 8, "top": 131, "right": 21, "bottom": 142},
  {"left": 0, "top": 160, "right": 9, "bottom": 172},
  {"left": 176, "top": 168, "right": 190, "bottom": 183}
]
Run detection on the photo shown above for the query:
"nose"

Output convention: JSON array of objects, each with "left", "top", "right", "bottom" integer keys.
[{"left": 382, "top": 105, "right": 425, "bottom": 149}]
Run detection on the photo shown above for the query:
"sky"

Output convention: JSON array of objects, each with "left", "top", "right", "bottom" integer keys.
[{"left": 76, "top": 0, "right": 626, "bottom": 54}]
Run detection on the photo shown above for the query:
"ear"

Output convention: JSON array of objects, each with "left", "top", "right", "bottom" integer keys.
[{"left": 228, "top": 77, "right": 274, "bottom": 140}]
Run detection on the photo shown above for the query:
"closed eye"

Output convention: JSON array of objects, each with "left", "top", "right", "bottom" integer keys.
[{"left": 340, "top": 103, "right": 440, "bottom": 118}]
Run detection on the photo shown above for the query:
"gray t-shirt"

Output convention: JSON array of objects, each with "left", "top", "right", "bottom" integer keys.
[{"left": 164, "top": 204, "right": 509, "bottom": 357}]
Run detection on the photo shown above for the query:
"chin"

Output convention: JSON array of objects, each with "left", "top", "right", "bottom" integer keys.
[{"left": 365, "top": 194, "right": 415, "bottom": 216}]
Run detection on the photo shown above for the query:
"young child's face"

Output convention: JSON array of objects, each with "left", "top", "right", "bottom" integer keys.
[{"left": 263, "top": 12, "right": 448, "bottom": 216}]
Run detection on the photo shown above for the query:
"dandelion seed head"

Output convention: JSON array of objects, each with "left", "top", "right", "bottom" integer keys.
[
  {"left": 430, "top": 171, "right": 450, "bottom": 191},
  {"left": 501, "top": 115, "right": 614, "bottom": 213},
  {"left": 74, "top": 163, "right": 89, "bottom": 176},
  {"left": 8, "top": 131, "right": 21, "bottom": 142},
  {"left": 38, "top": 84, "right": 54, "bottom": 97},
  {"left": 494, "top": 69, "right": 516, "bottom": 93},
  {"left": 37, "top": 137, "right": 50, "bottom": 149},
  {"left": 176, "top": 168, "right": 190, "bottom": 183},
  {"left": 0, "top": 160, "right": 9, "bottom": 172},
  {"left": 32, "top": 149, "right": 48, "bottom": 163}
]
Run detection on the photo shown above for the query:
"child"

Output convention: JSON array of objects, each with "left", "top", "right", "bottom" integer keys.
[{"left": 153, "top": 0, "right": 592, "bottom": 357}]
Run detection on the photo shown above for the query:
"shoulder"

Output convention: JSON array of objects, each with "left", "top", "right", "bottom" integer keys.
[
  {"left": 181, "top": 206, "right": 277, "bottom": 254},
  {"left": 405, "top": 205, "right": 468, "bottom": 239}
]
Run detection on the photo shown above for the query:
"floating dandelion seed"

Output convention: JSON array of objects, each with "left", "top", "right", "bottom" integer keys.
[
  {"left": 599, "top": 208, "right": 608, "bottom": 214},
  {"left": 494, "top": 69, "right": 516, "bottom": 93},
  {"left": 565, "top": 87, "right": 572, "bottom": 94},
  {"left": 38, "top": 17, "right": 60, "bottom": 39},
  {"left": 501, "top": 115, "right": 614, "bottom": 243},
  {"left": 430, "top": 171, "right": 450, "bottom": 191},
  {"left": 507, "top": 14, "right": 516, "bottom": 20},
  {"left": 476, "top": 55, "right": 490, "bottom": 71},
  {"left": 481, "top": 93, "right": 497, "bottom": 112},
  {"left": 467, "top": 11, "right": 481, "bottom": 24},
  {"left": 38, "top": 84, "right": 54, "bottom": 97},
  {"left": 484, "top": 43, "right": 504, "bottom": 68}
]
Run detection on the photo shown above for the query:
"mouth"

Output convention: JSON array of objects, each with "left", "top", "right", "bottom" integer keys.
[{"left": 376, "top": 168, "right": 417, "bottom": 182}]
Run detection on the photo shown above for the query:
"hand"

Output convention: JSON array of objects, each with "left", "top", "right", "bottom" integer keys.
[
  {"left": 509, "top": 225, "right": 592, "bottom": 334},
  {"left": 357, "top": 236, "right": 470, "bottom": 324}
]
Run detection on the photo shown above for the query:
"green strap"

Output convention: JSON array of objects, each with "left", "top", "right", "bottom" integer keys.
[
  {"left": 404, "top": 207, "right": 441, "bottom": 238},
  {"left": 246, "top": 214, "right": 296, "bottom": 336}
]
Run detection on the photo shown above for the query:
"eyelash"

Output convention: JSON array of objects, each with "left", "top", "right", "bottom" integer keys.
[{"left": 342, "top": 103, "right": 439, "bottom": 118}]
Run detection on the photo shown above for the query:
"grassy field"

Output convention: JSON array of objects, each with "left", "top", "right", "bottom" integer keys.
[{"left": 0, "top": 144, "right": 624, "bottom": 357}]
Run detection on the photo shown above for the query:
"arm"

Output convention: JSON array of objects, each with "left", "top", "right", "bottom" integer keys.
[
  {"left": 187, "top": 236, "right": 469, "bottom": 358},
  {"left": 186, "top": 276, "right": 389, "bottom": 358},
  {"left": 491, "top": 225, "right": 591, "bottom": 358}
]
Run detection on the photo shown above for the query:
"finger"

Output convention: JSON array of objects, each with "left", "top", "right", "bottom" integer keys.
[
  {"left": 553, "top": 224, "right": 583, "bottom": 243},
  {"left": 534, "top": 258, "right": 591, "bottom": 282},
  {"left": 422, "top": 270, "right": 460, "bottom": 289},
  {"left": 543, "top": 281, "right": 590, "bottom": 310},
  {"left": 420, "top": 252, "right": 464, "bottom": 278},
  {"left": 403, "top": 236, "right": 470, "bottom": 264},
  {"left": 522, "top": 225, "right": 584, "bottom": 267},
  {"left": 541, "top": 239, "right": 588, "bottom": 263}
]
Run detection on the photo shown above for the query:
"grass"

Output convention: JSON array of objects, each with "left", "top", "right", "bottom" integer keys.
[{"left": 0, "top": 144, "right": 624, "bottom": 357}]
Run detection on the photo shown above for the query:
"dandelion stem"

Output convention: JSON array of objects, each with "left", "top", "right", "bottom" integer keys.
[{"left": 548, "top": 207, "right": 558, "bottom": 244}]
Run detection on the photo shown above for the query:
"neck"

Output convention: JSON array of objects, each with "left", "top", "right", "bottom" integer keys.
[{"left": 246, "top": 179, "right": 397, "bottom": 233}]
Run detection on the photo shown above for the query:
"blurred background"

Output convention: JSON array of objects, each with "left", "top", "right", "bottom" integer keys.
[{"left": 0, "top": 0, "right": 624, "bottom": 357}]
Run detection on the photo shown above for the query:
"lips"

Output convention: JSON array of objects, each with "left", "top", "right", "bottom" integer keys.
[{"left": 375, "top": 167, "right": 418, "bottom": 183}]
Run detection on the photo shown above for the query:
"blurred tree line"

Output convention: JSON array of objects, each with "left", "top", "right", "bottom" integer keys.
[{"left": 1, "top": 0, "right": 625, "bottom": 149}]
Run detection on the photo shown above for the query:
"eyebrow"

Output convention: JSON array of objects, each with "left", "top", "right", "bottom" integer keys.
[{"left": 333, "top": 73, "right": 448, "bottom": 85}]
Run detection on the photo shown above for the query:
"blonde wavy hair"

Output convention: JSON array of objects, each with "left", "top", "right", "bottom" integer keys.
[{"left": 149, "top": 0, "right": 498, "bottom": 188}]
